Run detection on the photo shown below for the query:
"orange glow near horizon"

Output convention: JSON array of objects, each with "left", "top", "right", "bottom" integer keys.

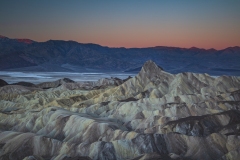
[
  {"left": 1, "top": 1, "right": 239, "bottom": 50},
  {"left": 3, "top": 26, "right": 240, "bottom": 50}
]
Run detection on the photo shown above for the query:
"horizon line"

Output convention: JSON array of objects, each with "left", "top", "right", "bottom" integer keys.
[{"left": 1, "top": 34, "right": 240, "bottom": 51}]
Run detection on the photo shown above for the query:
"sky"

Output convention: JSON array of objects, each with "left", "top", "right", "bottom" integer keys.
[{"left": 0, "top": 0, "right": 240, "bottom": 49}]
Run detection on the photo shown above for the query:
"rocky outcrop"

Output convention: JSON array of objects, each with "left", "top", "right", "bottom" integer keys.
[
  {"left": 37, "top": 78, "right": 75, "bottom": 89},
  {"left": 12, "top": 81, "right": 37, "bottom": 87},
  {"left": 0, "top": 79, "right": 8, "bottom": 87},
  {"left": 0, "top": 60, "right": 240, "bottom": 160},
  {"left": 0, "top": 85, "right": 41, "bottom": 95}
]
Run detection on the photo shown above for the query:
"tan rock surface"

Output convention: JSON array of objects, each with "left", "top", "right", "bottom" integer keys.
[{"left": 0, "top": 60, "right": 240, "bottom": 160}]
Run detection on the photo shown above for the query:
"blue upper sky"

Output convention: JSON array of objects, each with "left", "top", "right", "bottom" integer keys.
[{"left": 0, "top": 0, "right": 240, "bottom": 49}]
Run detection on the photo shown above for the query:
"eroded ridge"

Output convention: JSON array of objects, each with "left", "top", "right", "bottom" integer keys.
[{"left": 1, "top": 60, "right": 240, "bottom": 160}]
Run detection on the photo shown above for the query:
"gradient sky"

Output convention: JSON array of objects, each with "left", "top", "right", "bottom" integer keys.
[{"left": 0, "top": 0, "right": 240, "bottom": 49}]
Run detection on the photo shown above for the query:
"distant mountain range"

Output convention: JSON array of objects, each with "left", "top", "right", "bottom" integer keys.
[{"left": 0, "top": 35, "right": 240, "bottom": 75}]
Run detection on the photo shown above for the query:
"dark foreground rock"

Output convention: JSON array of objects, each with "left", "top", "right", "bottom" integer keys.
[{"left": 0, "top": 79, "right": 8, "bottom": 87}]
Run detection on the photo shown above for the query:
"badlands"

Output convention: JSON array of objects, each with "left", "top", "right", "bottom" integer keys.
[{"left": 0, "top": 60, "right": 240, "bottom": 160}]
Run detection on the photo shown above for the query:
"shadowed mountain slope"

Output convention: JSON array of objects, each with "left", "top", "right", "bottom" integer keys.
[{"left": 0, "top": 36, "right": 240, "bottom": 75}]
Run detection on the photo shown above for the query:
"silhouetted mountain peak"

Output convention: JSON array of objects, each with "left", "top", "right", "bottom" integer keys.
[
  {"left": 188, "top": 47, "right": 209, "bottom": 52},
  {"left": 207, "top": 48, "right": 217, "bottom": 52},
  {"left": 225, "top": 46, "right": 240, "bottom": 51},
  {"left": 0, "top": 35, "right": 7, "bottom": 38},
  {"left": 189, "top": 47, "right": 199, "bottom": 50},
  {"left": 0, "top": 35, "right": 34, "bottom": 44},
  {"left": 220, "top": 46, "right": 240, "bottom": 54},
  {"left": 16, "top": 39, "right": 34, "bottom": 44},
  {"left": 0, "top": 35, "right": 9, "bottom": 40}
]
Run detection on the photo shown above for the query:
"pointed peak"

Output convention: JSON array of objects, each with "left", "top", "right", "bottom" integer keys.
[
  {"left": 138, "top": 60, "right": 165, "bottom": 78},
  {"left": 141, "top": 60, "right": 163, "bottom": 72},
  {"left": 137, "top": 60, "right": 174, "bottom": 85},
  {"left": 0, "top": 35, "right": 8, "bottom": 39},
  {"left": 189, "top": 47, "right": 199, "bottom": 50},
  {"left": 16, "top": 39, "right": 34, "bottom": 44}
]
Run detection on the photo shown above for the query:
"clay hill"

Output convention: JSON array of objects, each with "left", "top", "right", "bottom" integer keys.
[
  {"left": 0, "top": 60, "right": 240, "bottom": 160},
  {"left": 0, "top": 35, "right": 240, "bottom": 76}
]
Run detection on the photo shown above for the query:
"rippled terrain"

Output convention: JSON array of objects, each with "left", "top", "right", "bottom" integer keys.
[{"left": 0, "top": 60, "right": 240, "bottom": 160}]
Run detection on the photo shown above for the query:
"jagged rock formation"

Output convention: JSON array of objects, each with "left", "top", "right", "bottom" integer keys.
[{"left": 0, "top": 60, "right": 240, "bottom": 160}]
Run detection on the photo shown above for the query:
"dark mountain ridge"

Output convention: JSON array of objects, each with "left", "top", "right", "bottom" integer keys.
[{"left": 0, "top": 35, "right": 240, "bottom": 75}]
